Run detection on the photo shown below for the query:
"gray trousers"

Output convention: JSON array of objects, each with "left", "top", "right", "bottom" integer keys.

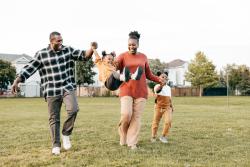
[{"left": 47, "top": 91, "right": 79, "bottom": 147}]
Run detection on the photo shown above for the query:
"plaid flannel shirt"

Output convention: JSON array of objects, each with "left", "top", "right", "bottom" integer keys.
[{"left": 19, "top": 45, "right": 88, "bottom": 97}]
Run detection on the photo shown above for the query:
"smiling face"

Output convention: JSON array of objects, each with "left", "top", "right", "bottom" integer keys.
[
  {"left": 103, "top": 54, "right": 114, "bottom": 64},
  {"left": 128, "top": 38, "right": 139, "bottom": 54},
  {"left": 50, "top": 35, "right": 63, "bottom": 51},
  {"left": 160, "top": 73, "right": 168, "bottom": 84}
]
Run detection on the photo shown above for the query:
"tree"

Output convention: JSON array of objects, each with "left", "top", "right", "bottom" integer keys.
[
  {"left": 148, "top": 58, "right": 167, "bottom": 75},
  {"left": 0, "top": 60, "right": 16, "bottom": 91},
  {"left": 217, "top": 70, "right": 227, "bottom": 87},
  {"left": 238, "top": 67, "right": 250, "bottom": 95},
  {"left": 185, "top": 51, "right": 218, "bottom": 96},
  {"left": 147, "top": 58, "right": 167, "bottom": 90},
  {"left": 75, "top": 59, "right": 96, "bottom": 95},
  {"left": 224, "top": 64, "right": 250, "bottom": 95}
]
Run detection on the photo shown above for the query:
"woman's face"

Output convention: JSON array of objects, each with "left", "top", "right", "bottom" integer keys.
[
  {"left": 128, "top": 38, "right": 139, "bottom": 54},
  {"left": 103, "top": 55, "right": 114, "bottom": 64}
]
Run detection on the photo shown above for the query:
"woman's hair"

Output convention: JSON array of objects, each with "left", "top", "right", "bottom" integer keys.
[
  {"left": 101, "top": 50, "right": 115, "bottom": 59},
  {"left": 129, "top": 31, "right": 140, "bottom": 41}
]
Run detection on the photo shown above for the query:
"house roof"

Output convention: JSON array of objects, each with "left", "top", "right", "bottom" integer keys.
[
  {"left": 0, "top": 53, "right": 32, "bottom": 62},
  {"left": 166, "top": 59, "right": 187, "bottom": 68}
]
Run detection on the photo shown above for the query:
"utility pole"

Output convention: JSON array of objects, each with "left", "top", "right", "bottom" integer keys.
[{"left": 226, "top": 71, "right": 229, "bottom": 112}]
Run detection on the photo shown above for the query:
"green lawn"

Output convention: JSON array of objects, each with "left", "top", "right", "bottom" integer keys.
[{"left": 0, "top": 96, "right": 249, "bottom": 167}]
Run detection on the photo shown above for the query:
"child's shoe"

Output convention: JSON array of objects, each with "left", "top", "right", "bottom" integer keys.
[
  {"left": 159, "top": 136, "right": 168, "bottom": 143},
  {"left": 120, "top": 67, "right": 131, "bottom": 82}
]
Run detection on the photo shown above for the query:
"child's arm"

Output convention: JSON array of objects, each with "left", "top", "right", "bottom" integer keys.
[
  {"left": 154, "top": 84, "right": 163, "bottom": 94},
  {"left": 93, "top": 49, "right": 102, "bottom": 65},
  {"left": 154, "top": 81, "right": 166, "bottom": 94},
  {"left": 170, "top": 98, "right": 174, "bottom": 112},
  {"left": 93, "top": 49, "right": 101, "bottom": 60}
]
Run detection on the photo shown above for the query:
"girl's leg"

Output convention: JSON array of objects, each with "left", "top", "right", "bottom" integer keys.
[
  {"left": 162, "top": 107, "right": 173, "bottom": 137},
  {"left": 151, "top": 105, "right": 163, "bottom": 138}
]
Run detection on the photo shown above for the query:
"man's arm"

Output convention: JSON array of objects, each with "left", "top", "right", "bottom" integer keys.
[
  {"left": 71, "top": 42, "right": 97, "bottom": 61},
  {"left": 11, "top": 52, "right": 42, "bottom": 94}
]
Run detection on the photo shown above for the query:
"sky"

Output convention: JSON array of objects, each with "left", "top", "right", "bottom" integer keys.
[{"left": 0, "top": 0, "right": 249, "bottom": 70}]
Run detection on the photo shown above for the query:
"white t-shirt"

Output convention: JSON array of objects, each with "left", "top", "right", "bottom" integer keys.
[{"left": 154, "top": 84, "right": 171, "bottom": 97}]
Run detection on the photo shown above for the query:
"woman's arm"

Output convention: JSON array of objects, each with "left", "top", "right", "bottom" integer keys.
[{"left": 145, "top": 59, "right": 161, "bottom": 83}]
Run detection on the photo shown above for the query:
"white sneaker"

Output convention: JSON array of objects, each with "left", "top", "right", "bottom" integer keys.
[
  {"left": 120, "top": 67, "right": 131, "bottom": 82},
  {"left": 62, "top": 135, "right": 72, "bottom": 150},
  {"left": 52, "top": 147, "right": 60, "bottom": 155},
  {"left": 159, "top": 136, "right": 168, "bottom": 143}
]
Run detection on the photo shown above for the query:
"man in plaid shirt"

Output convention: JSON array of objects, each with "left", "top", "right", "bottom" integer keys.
[{"left": 11, "top": 31, "right": 97, "bottom": 155}]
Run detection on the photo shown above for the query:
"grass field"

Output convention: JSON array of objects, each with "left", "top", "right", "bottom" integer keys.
[{"left": 0, "top": 96, "right": 250, "bottom": 167}]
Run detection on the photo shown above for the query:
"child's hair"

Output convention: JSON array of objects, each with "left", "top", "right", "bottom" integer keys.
[
  {"left": 101, "top": 50, "right": 115, "bottom": 59},
  {"left": 156, "top": 71, "right": 169, "bottom": 77},
  {"left": 129, "top": 31, "right": 140, "bottom": 41},
  {"left": 156, "top": 71, "right": 162, "bottom": 76}
]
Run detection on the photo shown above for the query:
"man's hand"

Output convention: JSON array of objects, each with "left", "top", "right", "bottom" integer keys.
[{"left": 11, "top": 77, "right": 21, "bottom": 95}]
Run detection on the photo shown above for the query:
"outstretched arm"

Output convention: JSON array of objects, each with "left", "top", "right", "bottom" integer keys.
[
  {"left": 145, "top": 60, "right": 165, "bottom": 84},
  {"left": 170, "top": 98, "right": 174, "bottom": 112},
  {"left": 85, "top": 42, "right": 98, "bottom": 58},
  {"left": 93, "top": 49, "right": 101, "bottom": 60},
  {"left": 11, "top": 52, "right": 42, "bottom": 94}
]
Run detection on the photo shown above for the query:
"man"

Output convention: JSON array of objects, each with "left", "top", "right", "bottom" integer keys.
[{"left": 11, "top": 31, "right": 97, "bottom": 155}]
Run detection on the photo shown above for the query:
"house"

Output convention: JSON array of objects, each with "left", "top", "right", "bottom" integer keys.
[
  {"left": 0, "top": 53, "right": 41, "bottom": 97},
  {"left": 165, "top": 59, "right": 191, "bottom": 87}
]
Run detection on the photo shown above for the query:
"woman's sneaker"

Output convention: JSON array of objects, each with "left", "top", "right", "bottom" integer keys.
[
  {"left": 131, "top": 66, "right": 143, "bottom": 80},
  {"left": 159, "top": 136, "right": 168, "bottom": 143}
]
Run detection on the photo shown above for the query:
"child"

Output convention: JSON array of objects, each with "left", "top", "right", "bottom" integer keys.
[
  {"left": 93, "top": 49, "right": 143, "bottom": 91},
  {"left": 151, "top": 71, "right": 174, "bottom": 143}
]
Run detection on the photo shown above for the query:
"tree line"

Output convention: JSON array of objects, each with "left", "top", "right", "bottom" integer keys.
[{"left": 1, "top": 52, "right": 250, "bottom": 96}]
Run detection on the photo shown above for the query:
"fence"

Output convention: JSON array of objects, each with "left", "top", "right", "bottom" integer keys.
[
  {"left": 77, "top": 86, "right": 201, "bottom": 97},
  {"left": 171, "top": 87, "right": 201, "bottom": 96},
  {"left": 76, "top": 86, "right": 119, "bottom": 97}
]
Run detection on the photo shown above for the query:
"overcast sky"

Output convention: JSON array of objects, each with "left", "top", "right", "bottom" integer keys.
[{"left": 0, "top": 0, "right": 249, "bottom": 70}]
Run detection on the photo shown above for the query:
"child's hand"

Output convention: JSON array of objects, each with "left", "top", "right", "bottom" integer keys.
[
  {"left": 111, "top": 51, "right": 116, "bottom": 57},
  {"left": 91, "top": 42, "right": 98, "bottom": 50}
]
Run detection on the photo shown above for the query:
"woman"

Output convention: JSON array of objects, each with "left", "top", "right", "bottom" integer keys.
[{"left": 116, "top": 31, "right": 163, "bottom": 149}]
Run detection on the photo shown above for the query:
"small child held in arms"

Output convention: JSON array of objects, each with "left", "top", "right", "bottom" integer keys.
[
  {"left": 151, "top": 71, "right": 174, "bottom": 143},
  {"left": 93, "top": 48, "right": 143, "bottom": 91}
]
